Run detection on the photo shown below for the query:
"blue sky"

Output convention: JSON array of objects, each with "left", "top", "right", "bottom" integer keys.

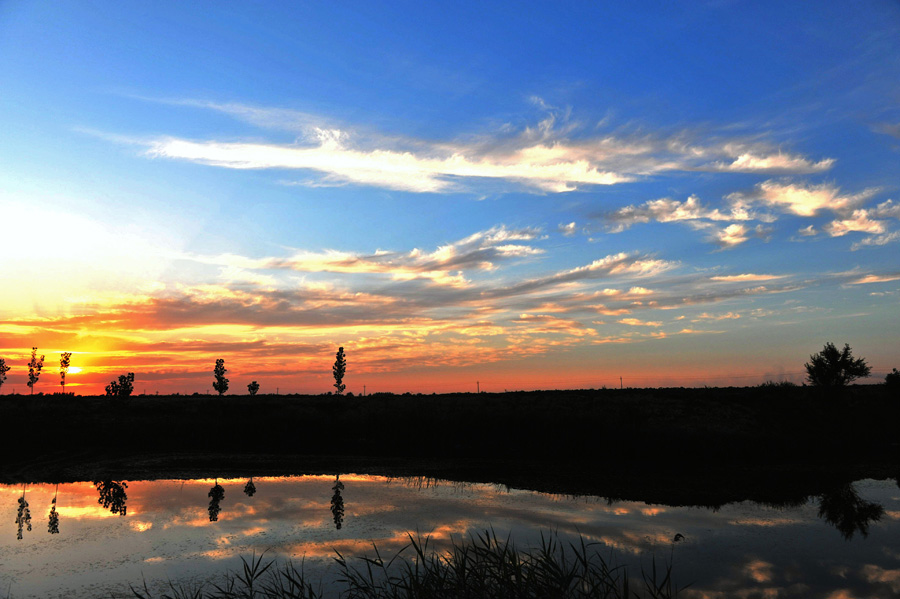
[{"left": 1, "top": 1, "right": 898, "bottom": 393}]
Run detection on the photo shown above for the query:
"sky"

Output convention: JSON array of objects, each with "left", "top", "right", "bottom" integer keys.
[{"left": 0, "top": 1, "right": 898, "bottom": 394}]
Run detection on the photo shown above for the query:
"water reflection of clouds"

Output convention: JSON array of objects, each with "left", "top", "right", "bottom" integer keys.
[{"left": 1, "top": 476, "right": 899, "bottom": 598}]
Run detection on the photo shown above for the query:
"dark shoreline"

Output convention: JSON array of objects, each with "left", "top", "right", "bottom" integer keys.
[{"left": 3, "top": 385, "right": 897, "bottom": 506}]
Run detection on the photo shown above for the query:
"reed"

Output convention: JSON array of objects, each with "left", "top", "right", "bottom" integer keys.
[{"left": 129, "top": 531, "right": 685, "bottom": 599}]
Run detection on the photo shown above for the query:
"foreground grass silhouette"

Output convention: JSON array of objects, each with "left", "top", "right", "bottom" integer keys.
[{"left": 130, "top": 530, "right": 685, "bottom": 599}]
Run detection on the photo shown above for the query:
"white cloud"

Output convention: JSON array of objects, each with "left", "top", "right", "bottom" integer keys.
[
  {"left": 708, "top": 153, "right": 834, "bottom": 174},
  {"left": 848, "top": 274, "right": 900, "bottom": 285},
  {"left": 146, "top": 134, "right": 631, "bottom": 193},
  {"left": 558, "top": 222, "right": 577, "bottom": 236},
  {"left": 182, "top": 225, "right": 544, "bottom": 287},
  {"left": 618, "top": 318, "right": 662, "bottom": 327},
  {"left": 600, "top": 195, "right": 756, "bottom": 233},
  {"left": 824, "top": 210, "right": 886, "bottom": 237},
  {"left": 709, "top": 273, "right": 784, "bottom": 282},
  {"left": 727, "top": 181, "right": 877, "bottom": 217},
  {"left": 850, "top": 230, "right": 900, "bottom": 250},
  {"left": 126, "top": 99, "right": 839, "bottom": 195},
  {"left": 711, "top": 224, "right": 751, "bottom": 248},
  {"left": 872, "top": 199, "right": 900, "bottom": 219},
  {"left": 797, "top": 225, "right": 818, "bottom": 237}
]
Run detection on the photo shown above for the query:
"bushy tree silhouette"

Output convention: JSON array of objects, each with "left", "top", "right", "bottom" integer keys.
[
  {"left": 59, "top": 352, "right": 72, "bottom": 393},
  {"left": 106, "top": 373, "right": 135, "bottom": 397},
  {"left": 208, "top": 480, "right": 225, "bottom": 522},
  {"left": 886, "top": 368, "right": 900, "bottom": 389},
  {"left": 247, "top": 380, "right": 259, "bottom": 396},
  {"left": 27, "top": 347, "right": 44, "bottom": 395},
  {"left": 333, "top": 346, "right": 346, "bottom": 395},
  {"left": 94, "top": 480, "right": 128, "bottom": 516},
  {"left": 805, "top": 342, "right": 870, "bottom": 387},
  {"left": 0, "top": 358, "right": 10, "bottom": 392},
  {"left": 213, "top": 359, "right": 229, "bottom": 395},
  {"left": 817, "top": 483, "right": 884, "bottom": 540}
]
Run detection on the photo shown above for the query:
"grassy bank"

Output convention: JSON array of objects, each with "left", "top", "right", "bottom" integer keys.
[{"left": 129, "top": 530, "right": 684, "bottom": 599}]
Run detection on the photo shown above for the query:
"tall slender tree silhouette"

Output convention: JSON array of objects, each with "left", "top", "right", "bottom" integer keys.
[
  {"left": 16, "top": 485, "right": 32, "bottom": 540},
  {"left": 213, "top": 359, "right": 229, "bottom": 395},
  {"left": 59, "top": 352, "right": 72, "bottom": 394},
  {"left": 333, "top": 347, "right": 346, "bottom": 395},
  {"left": 331, "top": 474, "right": 345, "bottom": 529},
  {"left": 27, "top": 347, "right": 44, "bottom": 395},
  {"left": 48, "top": 484, "right": 60, "bottom": 534}
]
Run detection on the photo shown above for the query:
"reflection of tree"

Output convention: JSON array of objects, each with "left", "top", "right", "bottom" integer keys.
[
  {"left": 331, "top": 474, "right": 345, "bottom": 530},
  {"left": 48, "top": 483, "right": 60, "bottom": 534},
  {"left": 16, "top": 485, "right": 32, "bottom": 540},
  {"left": 817, "top": 483, "right": 884, "bottom": 540},
  {"left": 208, "top": 480, "right": 225, "bottom": 522},
  {"left": 244, "top": 477, "right": 256, "bottom": 497},
  {"left": 94, "top": 480, "right": 128, "bottom": 516}
]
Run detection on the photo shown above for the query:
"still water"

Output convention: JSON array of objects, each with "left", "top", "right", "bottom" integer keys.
[{"left": 2, "top": 475, "right": 899, "bottom": 598}]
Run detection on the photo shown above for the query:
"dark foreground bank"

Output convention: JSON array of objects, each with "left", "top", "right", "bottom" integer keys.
[{"left": 2, "top": 385, "right": 897, "bottom": 495}]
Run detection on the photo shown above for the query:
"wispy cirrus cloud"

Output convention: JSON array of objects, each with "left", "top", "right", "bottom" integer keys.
[
  {"left": 181, "top": 225, "right": 544, "bottom": 287},
  {"left": 597, "top": 195, "right": 759, "bottom": 233},
  {"left": 122, "top": 99, "right": 837, "bottom": 194},
  {"left": 709, "top": 273, "right": 785, "bottom": 283},
  {"left": 705, "top": 151, "right": 834, "bottom": 174}
]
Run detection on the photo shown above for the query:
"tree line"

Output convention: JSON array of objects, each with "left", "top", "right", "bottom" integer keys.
[
  {"left": 0, "top": 342, "right": 897, "bottom": 396},
  {"left": 0, "top": 346, "right": 351, "bottom": 396}
]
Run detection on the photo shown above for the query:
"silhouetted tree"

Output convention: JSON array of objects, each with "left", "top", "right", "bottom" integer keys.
[
  {"left": 94, "top": 480, "right": 128, "bottom": 516},
  {"left": 106, "top": 373, "right": 135, "bottom": 397},
  {"left": 208, "top": 480, "right": 225, "bottom": 521},
  {"left": 886, "top": 368, "right": 900, "bottom": 389},
  {"left": 213, "top": 359, "right": 229, "bottom": 395},
  {"left": 59, "top": 352, "right": 72, "bottom": 393},
  {"left": 16, "top": 486, "right": 32, "bottom": 540},
  {"left": 247, "top": 380, "right": 260, "bottom": 396},
  {"left": 48, "top": 484, "right": 60, "bottom": 534},
  {"left": 244, "top": 478, "right": 256, "bottom": 497},
  {"left": 331, "top": 474, "right": 345, "bottom": 529},
  {"left": 805, "top": 342, "right": 870, "bottom": 387},
  {"left": 817, "top": 483, "right": 884, "bottom": 540},
  {"left": 0, "top": 357, "right": 10, "bottom": 392},
  {"left": 333, "top": 346, "right": 346, "bottom": 395},
  {"left": 27, "top": 347, "right": 44, "bottom": 395}
]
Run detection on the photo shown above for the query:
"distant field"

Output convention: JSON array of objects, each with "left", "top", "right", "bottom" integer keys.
[{"left": 3, "top": 386, "right": 897, "bottom": 475}]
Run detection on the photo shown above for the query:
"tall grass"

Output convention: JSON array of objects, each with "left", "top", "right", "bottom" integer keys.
[{"left": 130, "top": 530, "right": 686, "bottom": 599}]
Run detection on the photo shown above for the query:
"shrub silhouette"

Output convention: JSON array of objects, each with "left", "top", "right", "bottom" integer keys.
[
  {"left": 804, "top": 342, "right": 870, "bottom": 387},
  {"left": 247, "top": 380, "right": 260, "bottom": 396}
]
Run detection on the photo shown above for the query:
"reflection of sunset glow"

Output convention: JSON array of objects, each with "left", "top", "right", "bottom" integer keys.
[{"left": 1, "top": 476, "right": 899, "bottom": 598}]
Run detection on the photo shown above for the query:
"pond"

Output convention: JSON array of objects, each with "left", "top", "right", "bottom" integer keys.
[{"left": 1, "top": 474, "right": 899, "bottom": 598}]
